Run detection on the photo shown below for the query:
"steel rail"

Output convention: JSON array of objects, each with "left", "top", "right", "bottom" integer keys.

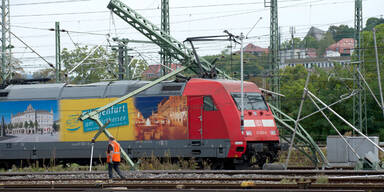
[
  {"left": 1, "top": 169, "right": 384, "bottom": 176},
  {"left": 1, "top": 183, "right": 384, "bottom": 191},
  {"left": 1, "top": 177, "right": 384, "bottom": 184}
]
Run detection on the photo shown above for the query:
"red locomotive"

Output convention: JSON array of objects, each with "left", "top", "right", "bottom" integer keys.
[
  {"left": 0, "top": 78, "right": 281, "bottom": 169},
  {"left": 184, "top": 78, "right": 280, "bottom": 168}
]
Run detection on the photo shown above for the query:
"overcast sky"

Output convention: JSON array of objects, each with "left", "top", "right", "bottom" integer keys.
[{"left": 10, "top": 0, "right": 384, "bottom": 73}]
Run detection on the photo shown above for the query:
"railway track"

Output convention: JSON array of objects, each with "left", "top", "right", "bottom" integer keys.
[
  {"left": 0, "top": 182, "right": 383, "bottom": 191},
  {"left": 1, "top": 170, "right": 383, "bottom": 191},
  {"left": 0, "top": 169, "right": 382, "bottom": 176},
  {"left": 1, "top": 176, "right": 384, "bottom": 184}
]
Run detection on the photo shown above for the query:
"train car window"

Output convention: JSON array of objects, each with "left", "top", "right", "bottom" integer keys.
[
  {"left": 0, "top": 91, "right": 8, "bottom": 97},
  {"left": 162, "top": 85, "right": 182, "bottom": 91},
  {"left": 203, "top": 96, "right": 217, "bottom": 111},
  {"left": 231, "top": 92, "right": 268, "bottom": 111}
]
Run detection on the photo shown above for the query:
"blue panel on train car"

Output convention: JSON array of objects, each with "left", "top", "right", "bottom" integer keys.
[{"left": 81, "top": 103, "right": 129, "bottom": 132}]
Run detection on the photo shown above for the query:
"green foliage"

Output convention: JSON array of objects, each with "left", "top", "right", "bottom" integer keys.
[
  {"left": 364, "top": 17, "right": 384, "bottom": 31},
  {"left": 32, "top": 46, "right": 148, "bottom": 83},
  {"left": 281, "top": 37, "right": 302, "bottom": 49},
  {"left": 53, "top": 122, "right": 59, "bottom": 132},
  {"left": 32, "top": 68, "right": 56, "bottom": 82},
  {"left": 328, "top": 24, "right": 355, "bottom": 42},
  {"left": 137, "top": 154, "right": 200, "bottom": 170},
  {"left": 62, "top": 46, "right": 118, "bottom": 84},
  {"left": 203, "top": 51, "right": 268, "bottom": 79},
  {"left": 315, "top": 175, "right": 329, "bottom": 184},
  {"left": 317, "top": 32, "right": 335, "bottom": 57},
  {"left": 278, "top": 24, "right": 384, "bottom": 141},
  {"left": 361, "top": 24, "right": 384, "bottom": 138},
  {"left": 280, "top": 178, "right": 296, "bottom": 184},
  {"left": 23, "top": 121, "right": 28, "bottom": 129},
  {"left": 130, "top": 59, "right": 148, "bottom": 79},
  {"left": 280, "top": 64, "right": 356, "bottom": 140},
  {"left": 302, "top": 36, "right": 319, "bottom": 49}
]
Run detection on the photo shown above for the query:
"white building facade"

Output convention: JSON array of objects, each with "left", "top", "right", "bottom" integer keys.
[
  {"left": 281, "top": 57, "right": 351, "bottom": 69},
  {"left": 11, "top": 104, "right": 54, "bottom": 134}
]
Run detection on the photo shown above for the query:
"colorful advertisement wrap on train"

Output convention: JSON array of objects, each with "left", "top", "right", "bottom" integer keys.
[
  {"left": 0, "top": 100, "right": 59, "bottom": 143},
  {"left": 0, "top": 96, "right": 187, "bottom": 143},
  {"left": 60, "top": 96, "right": 188, "bottom": 141}
]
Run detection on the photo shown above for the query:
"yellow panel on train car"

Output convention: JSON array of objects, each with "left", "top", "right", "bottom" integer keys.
[{"left": 60, "top": 98, "right": 137, "bottom": 142}]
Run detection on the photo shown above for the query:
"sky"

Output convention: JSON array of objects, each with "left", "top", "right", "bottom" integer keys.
[{"left": 9, "top": 0, "right": 384, "bottom": 74}]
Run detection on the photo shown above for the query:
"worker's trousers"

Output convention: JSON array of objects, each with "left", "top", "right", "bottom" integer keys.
[{"left": 108, "top": 162, "right": 125, "bottom": 179}]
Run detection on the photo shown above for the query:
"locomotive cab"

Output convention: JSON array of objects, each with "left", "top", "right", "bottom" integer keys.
[{"left": 231, "top": 92, "right": 280, "bottom": 167}]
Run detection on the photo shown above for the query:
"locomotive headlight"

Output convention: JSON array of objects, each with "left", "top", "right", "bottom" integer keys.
[
  {"left": 246, "top": 130, "right": 253, "bottom": 136},
  {"left": 235, "top": 141, "right": 243, "bottom": 145},
  {"left": 270, "top": 130, "right": 276, "bottom": 135}
]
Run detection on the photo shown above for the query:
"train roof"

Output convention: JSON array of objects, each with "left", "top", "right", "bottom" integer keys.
[
  {"left": 186, "top": 78, "right": 260, "bottom": 92},
  {"left": 0, "top": 80, "right": 186, "bottom": 101}
]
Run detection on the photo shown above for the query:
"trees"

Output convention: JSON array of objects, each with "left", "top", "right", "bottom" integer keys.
[
  {"left": 32, "top": 68, "right": 55, "bottom": 81},
  {"left": 328, "top": 25, "right": 355, "bottom": 42},
  {"left": 317, "top": 32, "right": 335, "bottom": 57},
  {"left": 301, "top": 36, "right": 319, "bottom": 49},
  {"left": 1, "top": 57, "right": 24, "bottom": 83},
  {"left": 279, "top": 64, "right": 355, "bottom": 140},
  {"left": 276, "top": 24, "right": 384, "bottom": 141},
  {"left": 203, "top": 51, "right": 268, "bottom": 79},
  {"left": 52, "top": 122, "right": 59, "bottom": 132},
  {"left": 361, "top": 24, "right": 384, "bottom": 138},
  {"left": 33, "top": 45, "right": 148, "bottom": 83},
  {"left": 1, "top": 116, "right": 5, "bottom": 136},
  {"left": 281, "top": 37, "right": 302, "bottom": 49},
  {"left": 364, "top": 17, "right": 384, "bottom": 31},
  {"left": 62, "top": 46, "right": 118, "bottom": 84}
]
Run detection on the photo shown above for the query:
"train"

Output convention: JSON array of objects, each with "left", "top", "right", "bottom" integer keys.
[{"left": 0, "top": 78, "right": 282, "bottom": 169}]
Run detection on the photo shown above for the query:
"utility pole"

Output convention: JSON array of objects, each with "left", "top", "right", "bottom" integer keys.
[
  {"left": 240, "top": 33, "right": 245, "bottom": 134},
  {"left": 124, "top": 45, "right": 131, "bottom": 79},
  {"left": 112, "top": 38, "right": 129, "bottom": 80},
  {"left": 161, "top": 0, "right": 171, "bottom": 76},
  {"left": 353, "top": 0, "right": 366, "bottom": 133},
  {"left": 117, "top": 44, "right": 125, "bottom": 80},
  {"left": 1, "top": 0, "right": 10, "bottom": 84},
  {"left": 373, "top": 28, "right": 384, "bottom": 117},
  {"left": 290, "top": 26, "right": 295, "bottom": 60},
  {"left": 265, "top": 0, "right": 280, "bottom": 109},
  {"left": 112, "top": 38, "right": 151, "bottom": 80},
  {"left": 55, "top": 22, "right": 61, "bottom": 83}
]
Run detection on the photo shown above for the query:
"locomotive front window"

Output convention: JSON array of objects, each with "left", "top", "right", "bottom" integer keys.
[
  {"left": 231, "top": 92, "right": 268, "bottom": 111},
  {"left": 203, "top": 96, "right": 217, "bottom": 111}
]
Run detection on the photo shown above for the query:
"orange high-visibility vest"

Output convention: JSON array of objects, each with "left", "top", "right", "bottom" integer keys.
[{"left": 107, "top": 140, "right": 121, "bottom": 163}]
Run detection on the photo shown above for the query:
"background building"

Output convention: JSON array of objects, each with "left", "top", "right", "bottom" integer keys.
[{"left": 11, "top": 104, "right": 54, "bottom": 134}]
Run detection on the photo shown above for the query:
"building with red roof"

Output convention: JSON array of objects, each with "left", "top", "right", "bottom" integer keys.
[
  {"left": 142, "top": 63, "right": 182, "bottom": 79},
  {"left": 242, "top": 43, "right": 269, "bottom": 56},
  {"left": 326, "top": 38, "right": 355, "bottom": 56}
]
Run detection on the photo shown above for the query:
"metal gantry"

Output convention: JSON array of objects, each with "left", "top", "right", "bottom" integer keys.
[
  {"left": 353, "top": 0, "right": 367, "bottom": 133},
  {"left": 55, "top": 22, "right": 61, "bottom": 83},
  {"left": 0, "top": 0, "right": 11, "bottom": 84},
  {"left": 269, "top": 103, "right": 328, "bottom": 168},
  {"left": 112, "top": 37, "right": 153, "bottom": 80},
  {"left": 81, "top": 0, "right": 231, "bottom": 166},
  {"left": 81, "top": 0, "right": 328, "bottom": 168},
  {"left": 161, "top": 0, "right": 171, "bottom": 75},
  {"left": 107, "top": 0, "right": 231, "bottom": 79},
  {"left": 264, "top": 0, "right": 280, "bottom": 109}
]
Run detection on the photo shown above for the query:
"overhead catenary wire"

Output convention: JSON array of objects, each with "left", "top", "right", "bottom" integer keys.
[
  {"left": 10, "top": 31, "right": 55, "bottom": 69},
  {"left": 11, "top": 0, "right": 90, "bottom": 6},
  {"left": 10, "top": 0, "right": 382, "bottom": 74}
]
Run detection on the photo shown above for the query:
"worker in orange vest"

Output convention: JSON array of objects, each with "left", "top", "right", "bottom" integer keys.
[{"left": 107, "top": 137, "right": 125, "bottom": 179}]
